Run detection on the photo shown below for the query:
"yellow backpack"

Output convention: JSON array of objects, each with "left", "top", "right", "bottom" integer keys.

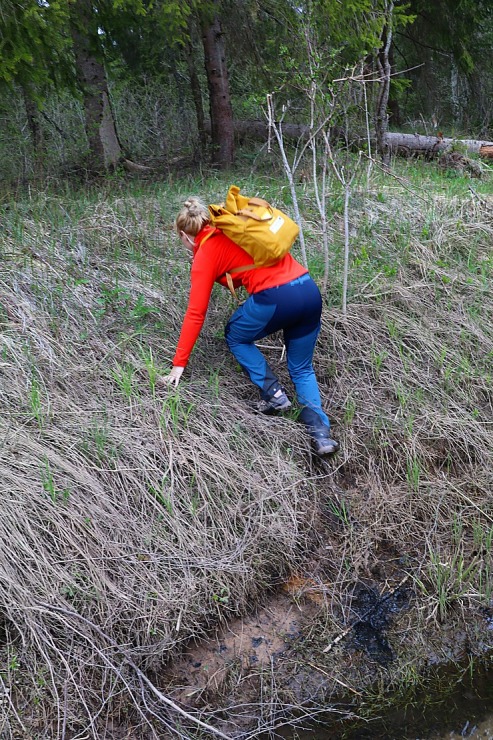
[{"left": 208, "top": 185, "right": 300, "bottom": 267}]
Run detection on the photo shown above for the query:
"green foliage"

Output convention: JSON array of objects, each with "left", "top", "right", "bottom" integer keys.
[
  {"left": 394, "top": 0, "right": 493, "bottom": 128},
  {"left": 41, "top": 457, "right": 70, "bottom": 503},
  {"left": 259, "top": 0, "right": 387, "bottom": 99},
  {"left": 103, "top": 0, "right": 203, "bottom": 71},
  {"left": 112, "top": 361, "right": 137, "bottom": 400},
  {"left": 0, "top": 0, "right": 491, "bottom": 179},
  {"left": 424, "top": 546, "right": 480, "bottom": 622},
  {"left": 0, "top": 0, "right": 71, "bottom": 90},
  {"left": 404, "top": 0, "right": 491, "bottom": 74},
  {"left": 29, "top": 374, "right": 44, "bottom": 428}
]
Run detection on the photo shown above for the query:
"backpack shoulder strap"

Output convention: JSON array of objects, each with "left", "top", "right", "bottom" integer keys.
[
  {"left": 197, "top": 226, "right": 221, "bottom": 249},
  {"left": 199, "top": 225, "right": 259, "bottom": 302},
  {"left": 223, "top": 264, "right": 258, "bottom": 303}
]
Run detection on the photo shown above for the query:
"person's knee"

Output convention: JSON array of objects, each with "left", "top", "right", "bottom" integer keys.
[{"left": 224, "top": 326, "right": 247, "bottom": 358}]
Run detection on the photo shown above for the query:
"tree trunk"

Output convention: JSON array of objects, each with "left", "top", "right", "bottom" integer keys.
[
  {"left": 22, "top": 86, "right": 45, "bottom": 173},
  {"left": 205, "top": 118, "right": 312, "bottom": 142},
  {"left": 201, "top": 14, "right": 234, "bottom": 169},
  {"left": 450, "top": 59, "right": 461, "bottom": 126},
  {"left": 70, "top": 0, "right": 122, "bottom": 173},
  {"left": 374, "top": 2, "right": 394, "bottom": 166},
  {"left": 185, "top": 26, "right": 207, "bottom": 158},
  {"left": 387, "top": 44, "right": 401, "bottom": 127}
]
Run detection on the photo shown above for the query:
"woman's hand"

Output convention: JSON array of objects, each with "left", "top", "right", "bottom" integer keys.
[{"left": 157, "top": 366, "right": 185, "bottom": 387}]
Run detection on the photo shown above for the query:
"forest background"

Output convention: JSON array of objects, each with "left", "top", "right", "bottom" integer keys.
[
  {"left": 1, "top": 0, "right": 493, "bottom": 179},
  {"left": 1, "top": 1, "right": 493, "bottom": 739}
]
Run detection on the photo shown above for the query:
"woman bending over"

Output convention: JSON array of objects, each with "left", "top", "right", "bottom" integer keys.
[{"left": 160, "top": 196, "right": 339, "bottom": 456}]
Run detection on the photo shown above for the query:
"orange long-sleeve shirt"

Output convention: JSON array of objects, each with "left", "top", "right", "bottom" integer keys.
[{"left": 172, "top": 225, "right": 307, "bottom": 367}]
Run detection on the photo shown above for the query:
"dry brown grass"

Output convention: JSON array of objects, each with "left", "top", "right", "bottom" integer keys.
[
  {"left": 0, "top": 177, "right": 492, "bottom": 737},
  {"left": 0, "top": 193, "right": 319, "bottom": 737},
  {"left": 308, "top": 192, "right": 493, "bottom": 646}
]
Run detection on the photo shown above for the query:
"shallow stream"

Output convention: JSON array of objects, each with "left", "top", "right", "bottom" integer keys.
[{"left": 279, "top": 656, "right": 493, "bottom": 739}]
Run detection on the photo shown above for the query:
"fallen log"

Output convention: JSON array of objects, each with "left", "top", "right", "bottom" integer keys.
[
  {"left": 122, "top": 158, "right": 152, "bottom": 173},
  {"left": 384, "top": 132, "right": 493, "bottom": 159},
  {"left": 206, "top": 119, "right": 493, "bottom": 159}
]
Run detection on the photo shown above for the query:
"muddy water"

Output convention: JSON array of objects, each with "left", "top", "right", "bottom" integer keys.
[
  {"left": 167, "top": 574, "right": 493, "bottom": 739},
  {"left": 279, "top": 658, "right": 493, "bottom": 739}
]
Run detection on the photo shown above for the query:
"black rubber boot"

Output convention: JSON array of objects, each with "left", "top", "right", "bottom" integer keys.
[
  {"left": 310, "top": 430, "right": 340, "bottom": 456},
  {"left": 299, "top": 407, "right": 339, "bottom": 456}
]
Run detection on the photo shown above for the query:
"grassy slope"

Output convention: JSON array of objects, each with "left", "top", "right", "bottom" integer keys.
[{"left": 0, "top": 158, "right": 492, "bottom": 737}]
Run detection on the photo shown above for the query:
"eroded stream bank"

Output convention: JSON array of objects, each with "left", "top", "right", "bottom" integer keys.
[{"left": 161, "top": 526, "right": 493, "bottom": 740}]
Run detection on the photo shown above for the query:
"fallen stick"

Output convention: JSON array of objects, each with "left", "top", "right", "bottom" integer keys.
[{"left": 32, "top": 602, "right": 233, "bottom": 740}]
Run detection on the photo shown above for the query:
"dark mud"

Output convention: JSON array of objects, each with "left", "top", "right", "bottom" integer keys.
[{"left": 348, "top": 579, "right": 411, "bottom": 666}]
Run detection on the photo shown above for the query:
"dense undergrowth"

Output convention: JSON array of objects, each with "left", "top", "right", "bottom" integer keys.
[{"left": 0, "top": 156, "right": 493, "bottom": 738}]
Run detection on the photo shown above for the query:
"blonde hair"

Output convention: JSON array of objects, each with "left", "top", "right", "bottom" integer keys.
[{"left": 175, "top": 197, "right": 210, "bottom": 237}]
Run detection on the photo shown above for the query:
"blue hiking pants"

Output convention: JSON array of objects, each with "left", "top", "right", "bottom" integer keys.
[{"left": 224, "top": 273, "right": 330, "bottom": 430}]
